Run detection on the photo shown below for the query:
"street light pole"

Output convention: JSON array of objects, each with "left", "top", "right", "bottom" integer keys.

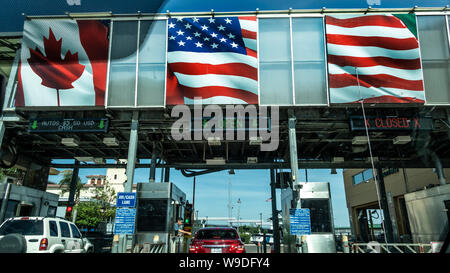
[
  {"left": 237, "top": 198, "right": 241, "bottom": 230},
  {"left": 259, "top": 213, "right": 262, "bottom": 232}
]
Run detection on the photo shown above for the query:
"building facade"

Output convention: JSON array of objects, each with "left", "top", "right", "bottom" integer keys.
[
  {"left": 343, "top": 168, "right": 450, "bottom": 243},
  {"left": 46, "top": 162, "right": 135, "bottom": 204}
]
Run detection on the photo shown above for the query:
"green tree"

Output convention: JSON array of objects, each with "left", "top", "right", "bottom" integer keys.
[
  {"left": 59, "top": 170, "right": 83, "bottom": 204},
  {"left": 0, "top": 167, "right": 25, "bottom": 183},
  {"left": 74, "top": 179, "right": 116, "bottom": 230}
]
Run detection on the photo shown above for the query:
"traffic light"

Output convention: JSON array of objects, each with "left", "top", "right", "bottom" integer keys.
[
  {"left": 184, "top": 204, "right": 193, "bottom": 227},
  {"left": 65, "top": 206, "right": 73, "bottom": 219}
]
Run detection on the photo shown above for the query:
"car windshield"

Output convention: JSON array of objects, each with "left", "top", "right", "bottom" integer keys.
[
  {"left": 196, "top": 229, "right": 238, "bottom": 240},
  {"left": 0, "top": 220, "right": 44, "bottom": 236}
]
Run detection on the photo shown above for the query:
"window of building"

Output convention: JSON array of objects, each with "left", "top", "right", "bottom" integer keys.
[
  {"left": 382, "top": 168, "right": 399, "bottom": 177},
  {"left": 418, "top": 15, "right": 450, "bottom": 104},
  {"left": 107, "top": 20, "right": 139, "bottom": 107},
  {"left": 259, "top": 18, "right": 293, "bottom": 105},
  {"left": 137, "top": 20, "right": 167, "bottom": 107},
  {"left": 47, "top": 206, "right": 57, "bottom": 217},
  {"left": 352, "top": 169, "right": 374, "bottom": 185},
  {"left": 292, "top": 17, "right": 328, "bottom": 105}
]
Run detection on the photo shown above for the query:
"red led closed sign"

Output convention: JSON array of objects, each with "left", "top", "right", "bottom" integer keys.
[{"left": 350, "top": 116, "right": 433, "bottom": 131}]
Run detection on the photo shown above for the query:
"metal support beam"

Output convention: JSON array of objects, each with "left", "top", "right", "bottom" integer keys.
[
  {"left": 431, "top": 152, "right": 447, "bottom": 186},
  {"left": 124, "top": 111, "right": 139, "bottom": 192},
  {"left": 288, "top": 111, "right": 299, "bottom": 186},
  {"left": 164, "top": 167, "right": 170, "bottom": 182},
  {"left": 376, "top": 167, "right": 395, "bottom": 243},
  {"left": 149, "top": 142, "right": 157, "bottom": 182},
  {"left": 117, "top": 111, "right": 139, "bottom": 254},
  {"left": 68, "top": 160, "right": 80, "bottom": 207},
  {"left": 0, "top": 182, "right": 12, "bottom": 224},
  {"left": 0, "top": 121, "right": 5, "bottom": 148},
  {"left": 270, "top": 168, "right": 280, "bottom": 253}
]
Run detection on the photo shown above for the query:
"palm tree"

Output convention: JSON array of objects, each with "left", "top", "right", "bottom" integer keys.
[{"left": 59, "top": 170, "right": 84, "bottom": 204}]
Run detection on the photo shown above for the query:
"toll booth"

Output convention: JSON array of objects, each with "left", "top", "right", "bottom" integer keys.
[
  {"left": 133, "top": 182, "right": 187, "bottom": 253},
  {"left": 281, "top": 182, "right": 336, "bottom": 253},
  {"left": 0, "top": 183, "right": 59, "bottom": 223}
]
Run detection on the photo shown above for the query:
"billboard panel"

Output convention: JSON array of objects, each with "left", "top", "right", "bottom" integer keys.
[
  {"left": 166, "top": 16, "right": 258, "bottom": 105},
  {"left": 2, "top": 1, "right": 449, "bottom": 33},
  {"left": 326, "top": 14, "right": 425, "bottom": 104},
  {"left": 15, "top": 19, "right": 110, "bottom": 107}
]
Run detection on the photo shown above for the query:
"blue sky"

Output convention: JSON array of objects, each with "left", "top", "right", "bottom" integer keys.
[{"left": 50, "top": 159, "right": 350, "bottom": 227}]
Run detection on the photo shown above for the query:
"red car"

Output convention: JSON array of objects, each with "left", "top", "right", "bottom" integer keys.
[{"left": 189, "top": 227, "right": 246, "bottom": 253}]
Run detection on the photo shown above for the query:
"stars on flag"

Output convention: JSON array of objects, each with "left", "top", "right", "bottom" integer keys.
[{"left": 167, "top": 16, "right": 246, "bottom": 54}]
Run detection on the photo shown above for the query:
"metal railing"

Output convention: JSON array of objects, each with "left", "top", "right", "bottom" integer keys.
[
  {"left": 133, "top": 243, "right": 166, "bottom": 253},
  {"left": 351, "top": 243, "right": 433, "bottom": 253}
]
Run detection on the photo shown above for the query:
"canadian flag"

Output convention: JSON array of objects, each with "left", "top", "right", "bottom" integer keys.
[{"left": 15, "top": 19, "right": 109, "bottom": 107}]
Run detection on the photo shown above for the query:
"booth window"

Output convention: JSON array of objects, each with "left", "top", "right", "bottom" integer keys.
[
  {"left": 418, "top": 16, "right": 450, "bottom": 104},
  {"left": 292, "top": 17, "right": 328, "bottom": 105},
  {"left": 107, "top": 20, "right": 139, "bottom": 107},
  {"left": 137, "top": 199, "right": 168, "bottom": 232},
  {"left": 300, "top": 199, "right": 332, "bottom": 233},
  {"left": 259, "top": 18, "right": 293, "bottom": 105},
  {"left": 137, "top": 20, "right": 167, "bottom": 107}
]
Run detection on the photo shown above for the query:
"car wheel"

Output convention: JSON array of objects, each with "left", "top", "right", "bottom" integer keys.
[
  {"left": 86, "top": 247, "right": 94, "bottom": 253},
  {"left": 0, "top": 233, "right": 27, "bottom": 253}
]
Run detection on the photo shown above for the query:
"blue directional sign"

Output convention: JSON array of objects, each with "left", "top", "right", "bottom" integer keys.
[
  {"left": 116, "top": 192, "right": 136, "bottom": 208},
  {"left": 289, "top": 208, "right": 311, "bottom": 235},
  {"left": 113, "top": 208, "right": 136, "bottom": 235}
]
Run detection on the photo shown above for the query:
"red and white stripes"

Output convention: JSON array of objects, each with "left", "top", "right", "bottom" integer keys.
[
  {"left": 167, "top": 16, "right": 258, "bottom": 105},
  {"left": 326, "top": 14, "right": 425, "bottom": 104}
]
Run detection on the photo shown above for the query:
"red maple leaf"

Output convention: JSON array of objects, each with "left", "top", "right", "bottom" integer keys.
[{"left": 28, "top": 27, "right": 85, "bottom": 106}]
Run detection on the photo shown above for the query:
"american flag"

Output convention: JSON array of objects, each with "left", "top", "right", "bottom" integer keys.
[
  {"left": 166, "top": 16, "right": 258, "bottom": 105},
  {"left": 326, "top": 14, "right": 425, "bottom": 104}
]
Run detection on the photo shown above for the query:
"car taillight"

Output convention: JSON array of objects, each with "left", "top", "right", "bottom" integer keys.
[
  {"left": 230, "top": 243, "right": 245, "bottom": 253},
  {"left": 39, "top": 238, "right": 48, "bottom": 251}
]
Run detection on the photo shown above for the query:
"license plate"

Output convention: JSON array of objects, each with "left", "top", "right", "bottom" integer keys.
[{"left": 210, "top": 248, "right": 222, "bottom": 253}]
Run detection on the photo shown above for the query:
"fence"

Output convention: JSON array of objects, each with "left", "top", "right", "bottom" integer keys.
[{"left": 351, "top": 243, "right": 433, "bottom": 253}]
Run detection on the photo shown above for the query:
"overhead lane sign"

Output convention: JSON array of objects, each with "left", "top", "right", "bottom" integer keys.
[
  {"left": 350, "top": 116, "right": 433, "bottom": 131},
  {"left": 28, "top": 118, "right": 109, "bottom": 133}
]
